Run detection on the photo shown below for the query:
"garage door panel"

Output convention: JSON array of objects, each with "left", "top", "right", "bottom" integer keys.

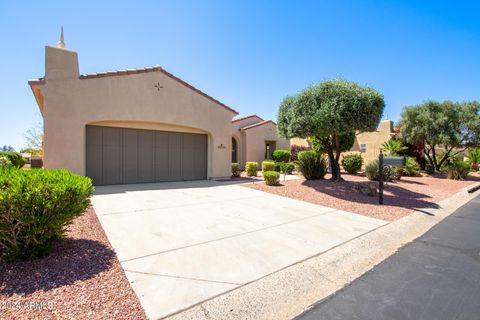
[
  {"left": 102, "top": 127, "right": 122, "bottom": 185},
  {"left": 86, "top": 126, "right": 103, "bottom": 185},
  {"left": 154, "top": 132, "right": 170, "bottom": 181},
  {"left": 183, "top": 134, "right": 207, "bottom": 180},
  {"left": 122, "top": 129, "right": 139, "bottom": 184},
  {"left": 138, "top": 130, "right": 154, "bottom": 183},
  {"left": 86, "top": 126, "right": 207, "bottom": 185},
  {"left": 168, "top": 133, "right": 183, "bottom": 181}
]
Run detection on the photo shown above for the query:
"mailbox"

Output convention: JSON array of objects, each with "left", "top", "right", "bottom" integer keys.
[{"left": 383, "top": 156, "right": 405, "bottom": 167}]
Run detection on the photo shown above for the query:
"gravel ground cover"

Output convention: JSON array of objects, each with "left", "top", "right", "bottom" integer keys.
[
  {"left": 244, "top": 172, "right": 480, "bottom": 221},
  {"left": 0, "top": 208, "right": 146, "bottom": 320}
]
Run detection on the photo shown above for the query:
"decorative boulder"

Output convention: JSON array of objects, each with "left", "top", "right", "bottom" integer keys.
[{"left": 354, "top": 183, "right": 378, "bottom": 197}]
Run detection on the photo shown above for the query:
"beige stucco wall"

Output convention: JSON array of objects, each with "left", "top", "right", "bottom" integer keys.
[
  {"left": 290, "top": 137, "right": 310, "bottom": 148},
  {"left": 36, "top": 46, "right": 236, "bottom": 180},
  {"left": 241, "top": 122, "right": 290, "bottom": 166},
  {"left": 346, "top": 120, "right": 394, "bottom": 166}
]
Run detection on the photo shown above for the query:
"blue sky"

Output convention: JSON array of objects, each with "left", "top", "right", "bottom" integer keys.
[{"left": 1, "top": 1, "right": 479, "bottom": 150}]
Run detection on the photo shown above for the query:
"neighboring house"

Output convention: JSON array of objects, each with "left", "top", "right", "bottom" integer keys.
[
  {"left": 289, "top": 119, "right": 395, "bottom": 166},
  {"left": 347, "top": 119, "right": 395, "bottom": 165},
  {"left": 232, "top": 115, "right": 290, "bottom": 168},
  {"left": 28, "top": 34, "right": 288, "bottom": 185}
]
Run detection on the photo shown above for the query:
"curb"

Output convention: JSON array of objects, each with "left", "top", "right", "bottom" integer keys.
[
  {"left": 468, "top": 184, "right": 480, "bottom": 193},
  {"left": 167, "top": 183, "right": 480, "bottom": 320}
]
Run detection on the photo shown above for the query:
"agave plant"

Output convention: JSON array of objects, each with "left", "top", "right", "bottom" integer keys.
[
  {"left": 381, "top": 140, "right": 408, "bottom": 156},
  {"left": 467, "top": 148, "right": 480, "bottom": 171}
]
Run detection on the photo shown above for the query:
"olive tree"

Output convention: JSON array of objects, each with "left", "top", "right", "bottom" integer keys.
[
  {"left": 278, "top": 79, "right": 385, "bottom": 181},
  {"left": 399, "top": 100, "right": 480, "bottom": 171}
]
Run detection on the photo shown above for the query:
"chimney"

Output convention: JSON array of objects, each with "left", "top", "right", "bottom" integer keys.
[{"left": 45, "top": 27, "right": 79, "bottom": 81}]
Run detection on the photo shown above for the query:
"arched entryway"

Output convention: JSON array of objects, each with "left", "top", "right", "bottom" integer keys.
[{"left": 232, "top": 137, "right": 237, "bottom": 163}]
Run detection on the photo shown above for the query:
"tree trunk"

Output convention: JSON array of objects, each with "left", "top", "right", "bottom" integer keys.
[
  {"left": 332, "top": 134, "right": 343, "bottom": 182},
  {"left": 423, "top": 144, "right": 436, "bottom": 170},
  {"left": 431, "top": 147, "right": 440, "bottom": 171},
  {"left": 327, "top": 149, "right": 339, "bottom": 181}
]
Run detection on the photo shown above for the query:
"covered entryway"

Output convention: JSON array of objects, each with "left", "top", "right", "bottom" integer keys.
[
  {"left": 86, "top": 125, "right": 207, "bottom": 185},
  {"left": 232, "top": 137, "right": 237, "bottom": 163}
]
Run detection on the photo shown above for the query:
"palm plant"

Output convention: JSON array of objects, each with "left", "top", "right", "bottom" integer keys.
[
  {"left": 467, "top": 148, "right": 480, "bottom": 171},
  {"left": 381, "top": 140, "right": 408, "bottom": 156}
]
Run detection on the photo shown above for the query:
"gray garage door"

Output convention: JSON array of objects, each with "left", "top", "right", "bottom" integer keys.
[{"left": 86, "top": 126, "right": 207, "bottom": 185}]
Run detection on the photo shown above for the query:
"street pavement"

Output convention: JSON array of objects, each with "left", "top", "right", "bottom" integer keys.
[{"left": 296, "top": 193, "right": 480, "bottom": 320}]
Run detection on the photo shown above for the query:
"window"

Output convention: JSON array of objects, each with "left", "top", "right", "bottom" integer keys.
[{"left": 360, "top": 143, "right": 367, "bottom": 153}]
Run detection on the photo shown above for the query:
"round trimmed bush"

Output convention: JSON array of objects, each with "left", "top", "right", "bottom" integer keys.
[
  {"left": 365, "top": 160, "right": 399, "bottom": 181},
  {"left": 272, "top": 150, "right": 291, "bottom": 163},
  {"left": 231, "top": 162, "right": 241, "bottom": 177},
  {"left": 0, "top": 151, "right": 25, "bottom": 168},
  {"left": 0, "top": 168, "right": 94, "bottom": 261},
  {"left": 0, "top": 155, "right": 12, "bottom": 168},
  {"left": 263, "top": 171, "right": 280, "bottom": 186},
  {"left": 296, "top": 150, "right": 327, "bottom": 180},
  {"left": 341, "top": 154, "right": 363, "bottom": 174},
  {"left": 245, "top": 162, "right": 258, "bottom": 177},
  {"left": 262, "top": 160, "right": 276, "bottom": 173}
]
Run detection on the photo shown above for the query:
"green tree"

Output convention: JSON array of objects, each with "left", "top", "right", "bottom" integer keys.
[
  {"left": 310, "top": 131, "right": 356, "bottom": 155},
  {"left": 0, "top": 145, "right": 15, "bottom": 152},
  {"left": 278, "top": 79, "right": 385, "bottom": 181},
  {"left": 399, "top": 100, "right": 480, "bottom": 172}
]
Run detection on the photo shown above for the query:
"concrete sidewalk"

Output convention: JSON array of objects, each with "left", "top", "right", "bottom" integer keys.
[
  {"left": 92, "top": 180, "right": 386, "bottom": 319},
  {"left": 297, "top": 193, "right": 480, "bottom": 320}
]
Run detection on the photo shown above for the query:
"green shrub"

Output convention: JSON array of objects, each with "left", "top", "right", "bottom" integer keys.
[
  {"left": 341, "top": 154, "right": 363, "bottom": 174},
  {"left": 272, "top": 150, "right": 291, "bottom": 163},
  {"left": 0, "top": 155, "right": 12, "bottom": 168},
  {"left": 280, "top": 162, "right": 295, "bottom": 174},
  {"left": 262, "top": 160, "right": 276, "bottom": 173},
  {"left": 245, "top": 162, "right": 258, "bottom": 177},
  {"left": 263, "top": 171, "right": 280, "bottom": 186},
  {"left": 296, "top": 150, "right": 327, "bottom": 180},
  {"left": 231, "top": 163, "right": 241, "bottom": 177},
  {"left": 400, "top": 157, "right": 420, "bottom": 176},
  {"left": 446, "top": 161, "right": 470, "bottom": 180},
  {"left": 0, "top": 168, "right": 94, "bottom": 261},
  {"left": 467, "top": 148, "right": 480, "bottom": 171},
  {"left": 365, "top": 160, "right": 399, "bottom": 182},
  {"left": 19, "top": 148, "right": 43, "bottom": 156},
  {"left": 425, "top": 164, "right": 434, "bottom": 174},
  {"left": 0, "top": 151, "right": 26, "bottom": 168}
]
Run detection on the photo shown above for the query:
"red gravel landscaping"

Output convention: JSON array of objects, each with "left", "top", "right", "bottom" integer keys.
[
  {"left": 244, "top": 172, "right": 480, "bottom": 221},
  {"left": 0, "top": 208, "right": 146, "bottom": 320}
]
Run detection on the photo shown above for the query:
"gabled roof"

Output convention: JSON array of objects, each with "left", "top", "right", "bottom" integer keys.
[
  {"left": 28, "top": 65, "right": 238, "bottom": 115},
  {"left": 232, "top": 114, "right": 263, "bottom": 123},
  {"left": 240, "top": 120, "right": 276, "bottom": 131}
]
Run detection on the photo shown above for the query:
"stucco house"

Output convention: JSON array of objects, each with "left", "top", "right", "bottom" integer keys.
[
  {"left": 348, "top": 119, "right": 395, "bottom": 165},
  {"left": 28, "top": 33, "right": 288, "bottom": 185},
  {"left": 232, "top": 115, "right": 290, "bottom": 168}
]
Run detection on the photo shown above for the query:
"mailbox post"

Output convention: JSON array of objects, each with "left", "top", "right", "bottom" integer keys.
[
  {"left": 378, "top": 151, "right": 406, "bottom": 205},
  {"left": 378, "top": 150, "right": 384, "bottom": 204}
]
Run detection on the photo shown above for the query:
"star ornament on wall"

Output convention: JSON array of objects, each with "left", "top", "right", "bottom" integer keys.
[{"left": 154, "top": 82, "right": 164, "bottom": 91}]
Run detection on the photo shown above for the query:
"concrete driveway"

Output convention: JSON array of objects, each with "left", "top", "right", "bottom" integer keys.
[{"left": 92, "top": 180, "right": 387, "bottom": 319}]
